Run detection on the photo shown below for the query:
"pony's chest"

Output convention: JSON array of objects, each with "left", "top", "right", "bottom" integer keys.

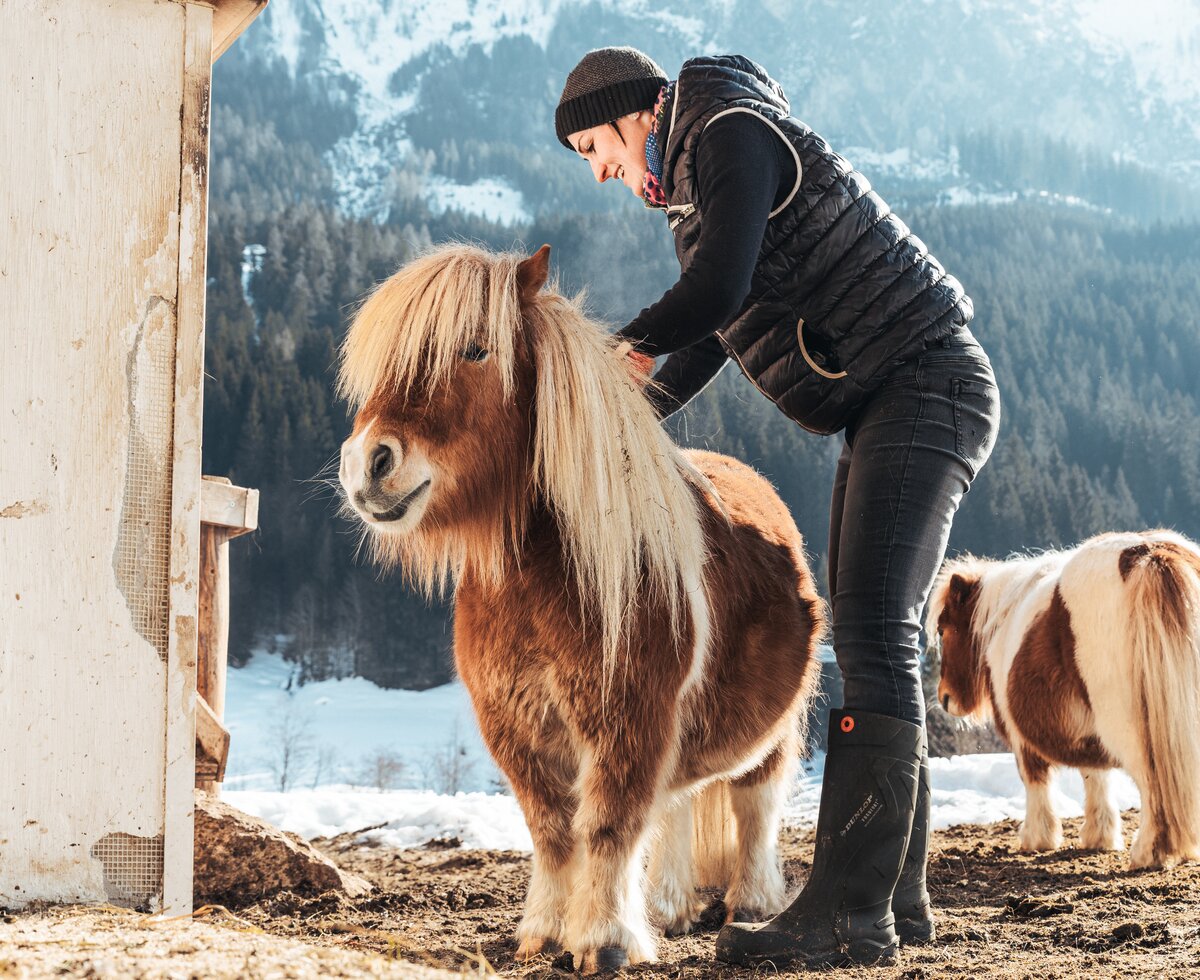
[{"left": 452, "top": 578, "right": 580, "bottom": 681}]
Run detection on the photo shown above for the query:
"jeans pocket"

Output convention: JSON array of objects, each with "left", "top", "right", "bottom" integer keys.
[{"left": 952, "top": 377, "right": 1001, "bottom": 480}]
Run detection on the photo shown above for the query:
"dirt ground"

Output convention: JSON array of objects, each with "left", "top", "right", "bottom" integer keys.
[{"left": 6, "top": 812, "right": 1200, "bottom": 979}]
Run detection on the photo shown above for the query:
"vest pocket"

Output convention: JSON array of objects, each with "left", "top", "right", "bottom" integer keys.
[{"left": 797, "top": 318, "right": 847, "bottom": 379}]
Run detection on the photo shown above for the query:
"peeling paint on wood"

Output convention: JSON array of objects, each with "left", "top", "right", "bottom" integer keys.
[{"left": 0, "top": 501, "right": 49, "bottom": 519}]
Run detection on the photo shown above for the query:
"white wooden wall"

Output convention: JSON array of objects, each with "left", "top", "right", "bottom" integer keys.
[{"left": 0, "top": 0, "right": 213, "bottom": 915}]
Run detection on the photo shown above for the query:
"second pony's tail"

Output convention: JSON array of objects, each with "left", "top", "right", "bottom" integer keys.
[{"left": 1123, "top": 536, "right": 1200, "bottom": 864}]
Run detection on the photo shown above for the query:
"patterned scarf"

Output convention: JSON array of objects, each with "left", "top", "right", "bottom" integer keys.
[{"left": 642, "top": 81, "right": 675, "bottom": 208}]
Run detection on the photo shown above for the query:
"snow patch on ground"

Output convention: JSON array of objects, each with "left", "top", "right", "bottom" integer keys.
[
  {"left": 226, "top": 786, "right": 534, "bottom": 851},
  {"left": 224, "top": 652, "right": 1142, "bottom": 848}
]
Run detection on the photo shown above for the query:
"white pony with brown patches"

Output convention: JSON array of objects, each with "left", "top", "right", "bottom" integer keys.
[
  {"left": 928, "top": 530, "right": 1200, "bottom": 869},
  {"left": 336, "top": 244, "right": 823, "bottom": 971}
]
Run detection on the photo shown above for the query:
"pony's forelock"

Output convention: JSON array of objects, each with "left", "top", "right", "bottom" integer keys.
[{"left": 337, "top": 244, "right": 521, "bottom": 408}]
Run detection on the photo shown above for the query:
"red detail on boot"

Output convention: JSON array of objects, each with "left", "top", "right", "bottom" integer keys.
[{"left": 840, "top": 715, "right": 855, "bottom": 733}]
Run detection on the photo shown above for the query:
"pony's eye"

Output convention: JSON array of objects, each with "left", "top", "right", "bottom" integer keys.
[{"left": 462, "top": 342, "right": 489, "bottom": 362}]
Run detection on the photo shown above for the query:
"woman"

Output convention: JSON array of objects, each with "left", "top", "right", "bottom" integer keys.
[{"left": 555, "top": 48, "right": 1001, "bottom": 968}]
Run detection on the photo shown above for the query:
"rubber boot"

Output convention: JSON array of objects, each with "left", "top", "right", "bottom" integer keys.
[
  {"left": 715, "top": 709, "right": 920, "bottom": 969},
  {"left": 892, "top": 732, "right": 935, "bottom": 944}
]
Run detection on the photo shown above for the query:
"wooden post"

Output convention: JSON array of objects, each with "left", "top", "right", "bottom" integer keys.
[{"left": 197, "top": 476, "right": 259, "bottom": 795}]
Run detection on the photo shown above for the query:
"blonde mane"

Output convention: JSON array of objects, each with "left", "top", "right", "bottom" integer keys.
[{"left": 338, "top": 244, "right": 708, "bottom": 682}]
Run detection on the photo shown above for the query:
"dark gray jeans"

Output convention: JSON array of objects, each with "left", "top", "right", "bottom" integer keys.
[{"left": 827, "top": 328, "right": 1001, "bottom": 725}]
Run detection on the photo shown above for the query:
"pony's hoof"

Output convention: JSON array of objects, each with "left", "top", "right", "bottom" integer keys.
[
  {"left": 1018, "top": 829, "right": 1062, "bottom": 852},
  {"left": 580, "top": 946, "right": 628, "bottom": 973},
  {"left": 1080, "top": 825, "right": 1124, "bottom": 852},
  {"left": 515, "top": 937, "right": 561, "bottom": 961}
]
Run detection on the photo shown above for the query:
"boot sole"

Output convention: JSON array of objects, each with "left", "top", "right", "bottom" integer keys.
[{"left": 715, "top": 935, "right": 899, "bottom": 969}]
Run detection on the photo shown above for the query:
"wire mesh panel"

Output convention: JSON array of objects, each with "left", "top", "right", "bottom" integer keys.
[
  {"left": 90, "top": 833, "right": 166, "bottom": 910},
  {"left": 112, "top": 303, "right": 177, "bottom": 663}
]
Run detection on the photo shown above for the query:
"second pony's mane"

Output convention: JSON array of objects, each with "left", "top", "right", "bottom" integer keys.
[{"left": 338, "top": 244, "right": 708, "bottom": 681}]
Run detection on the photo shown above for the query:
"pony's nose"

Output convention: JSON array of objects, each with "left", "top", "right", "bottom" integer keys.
[{"left": 370, "top": 443, "right": 393, "bottom": 481}]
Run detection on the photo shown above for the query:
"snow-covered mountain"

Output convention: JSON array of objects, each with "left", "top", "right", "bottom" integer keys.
[{"left": 229, "top": 0, "right": 1200, "bottom": 221}]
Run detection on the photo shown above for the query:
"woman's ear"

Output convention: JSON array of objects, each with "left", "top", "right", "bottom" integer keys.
[{"left": 517, "top": 244, "right": 551, "bottom": 304}]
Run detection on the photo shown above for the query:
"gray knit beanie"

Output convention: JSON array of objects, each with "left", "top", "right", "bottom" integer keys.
[{"left": 555, "top": 47, "right": 669, "bottom": 149}]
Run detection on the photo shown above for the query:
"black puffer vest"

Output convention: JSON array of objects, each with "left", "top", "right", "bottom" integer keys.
[{"left": 659, "top": 55, "right": 974, "bottom": 434}]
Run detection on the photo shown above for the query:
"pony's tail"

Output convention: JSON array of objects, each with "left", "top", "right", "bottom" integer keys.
[
  {"left": 691, "top": 781, "right": 737, "bottom": 888},
  {"left": 1124, "top": 538, "right": 1200, "bottom": 862}
]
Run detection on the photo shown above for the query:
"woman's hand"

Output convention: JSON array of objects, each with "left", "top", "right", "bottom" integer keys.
[{"left": 614, "top": 340, "right": 655, "bottom": 383}]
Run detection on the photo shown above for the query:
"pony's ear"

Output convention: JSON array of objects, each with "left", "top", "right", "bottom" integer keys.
[
  {"left": 517, "top": 244, "right": 551, "bottom": 304},
  {"left": 947, "top": 572, "right": 979, "bottom": 613}
]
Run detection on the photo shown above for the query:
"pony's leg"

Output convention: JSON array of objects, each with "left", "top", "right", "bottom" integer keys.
[
  {"left": 563, "top": 731, "right": 673, "bottom": 972},
  {"left": 482, "top": 726, "right": 578, "bottom": 960},
  {"left": 724, "top": 741, "right": 792, "bottom": 922},
  {"left": 518, "top": 841, "right": 578, "bottom": 960},
  {"left": 514, "top": 754, "right": 578, "bottom": 959},
  {"left": 1080, "top": 768, "right": 1123, "bottom": 851},
  {"left": 647, "top": 796, "right": 705, "bottom": 937},
  {"left": 1128, "top": 770, "right": 1165, "bottom": 869},
  {"left": 1016, "top": 745, "right": 1062, "bottom": 851}
]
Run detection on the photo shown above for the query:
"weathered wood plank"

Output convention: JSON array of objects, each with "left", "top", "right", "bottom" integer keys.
[
  {"left": 196, "top": 521, "right": 230, "bottom": 796},
  {"left": 194, "top": 695, "right": 231, "bottom": 785},
  {"left": 162, "top": 0, "right": 215, "bottom": 917}
]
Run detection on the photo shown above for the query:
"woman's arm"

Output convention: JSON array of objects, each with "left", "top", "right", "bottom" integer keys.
[
  {"left": 646, "top": 334, "right": 730, "bottom": 419},
  {"left": 617, "top": 112, "right": 792, "bottom": 357}
]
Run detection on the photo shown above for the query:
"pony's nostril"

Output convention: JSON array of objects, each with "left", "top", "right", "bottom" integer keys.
[
  {"left": 370, "top": 444, "right": 393, "bottom": 481},
  {"left": 941, "top": 693, "right": 951, "bottom": 712}
]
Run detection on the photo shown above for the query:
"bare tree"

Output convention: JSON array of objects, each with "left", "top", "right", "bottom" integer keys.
[
  {"left": 309, "top": 744, "right": 339, "bottom": 789},
  {"left": 422, "top": 722, "right": 478, "bottom": 795},
  {"left": 358, "top": 746, "right": 407, "bottom": 792},
  {"left": 265, "top": 702, "right": 313, "bottom": 792}
]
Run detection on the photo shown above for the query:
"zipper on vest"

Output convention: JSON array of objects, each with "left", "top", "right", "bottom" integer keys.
[{"left": 667, "top": 202, "right": 696, "bottom": 229}]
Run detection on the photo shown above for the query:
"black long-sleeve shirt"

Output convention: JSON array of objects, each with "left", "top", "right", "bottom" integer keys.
[{"left": 618, "top": 111, "right": 794, "bottom": 418}]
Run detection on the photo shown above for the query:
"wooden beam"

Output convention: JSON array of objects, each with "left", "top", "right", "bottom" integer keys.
[
  {"left": 196, "top": 521, "right": 230, "bottom": 794},
  {"left": 210, "top": 0, "right": 268, "bottom": 63},
  {"left": 195, "top": 694, "right": 230, "bottom": 786},
  {"left": 201, "top": 475, "right": 258, "bottom": 536}
]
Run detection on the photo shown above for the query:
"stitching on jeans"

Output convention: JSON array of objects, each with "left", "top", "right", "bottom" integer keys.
[
  {"left": 953, "top": 378, "right": 964, "bottom": 458},
  {"left": 878, "top": 361, "right": 925, "bottom": 720}
]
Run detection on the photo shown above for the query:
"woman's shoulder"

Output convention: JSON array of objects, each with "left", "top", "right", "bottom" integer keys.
[{"left": 678, "top": 54, "right": 790, "bottom": 113}]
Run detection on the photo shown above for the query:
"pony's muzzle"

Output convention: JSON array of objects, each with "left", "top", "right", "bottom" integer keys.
[
  {"left": 339, "top": 428, "right": 434, "bottom": 528},
  {"left": 339, "top": 427, "right": 402, "bottom": 502}
]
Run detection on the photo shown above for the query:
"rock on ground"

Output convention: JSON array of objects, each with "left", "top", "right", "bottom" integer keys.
[{"left": 194, "top": 792, "right": 372, "bottom": 907}]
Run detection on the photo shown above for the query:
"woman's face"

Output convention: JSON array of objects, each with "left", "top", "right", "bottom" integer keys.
[{"left": 568, "top": 111, "right": 653, "bottom": 199}]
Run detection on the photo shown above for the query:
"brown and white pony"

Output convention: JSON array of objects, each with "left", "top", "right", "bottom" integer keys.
[
  {"left": 929, "top": 530, "right": 1200, "bottom": 869},
  {"left": 336, "top": 244, "right": 822, "bottom": 971}
]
